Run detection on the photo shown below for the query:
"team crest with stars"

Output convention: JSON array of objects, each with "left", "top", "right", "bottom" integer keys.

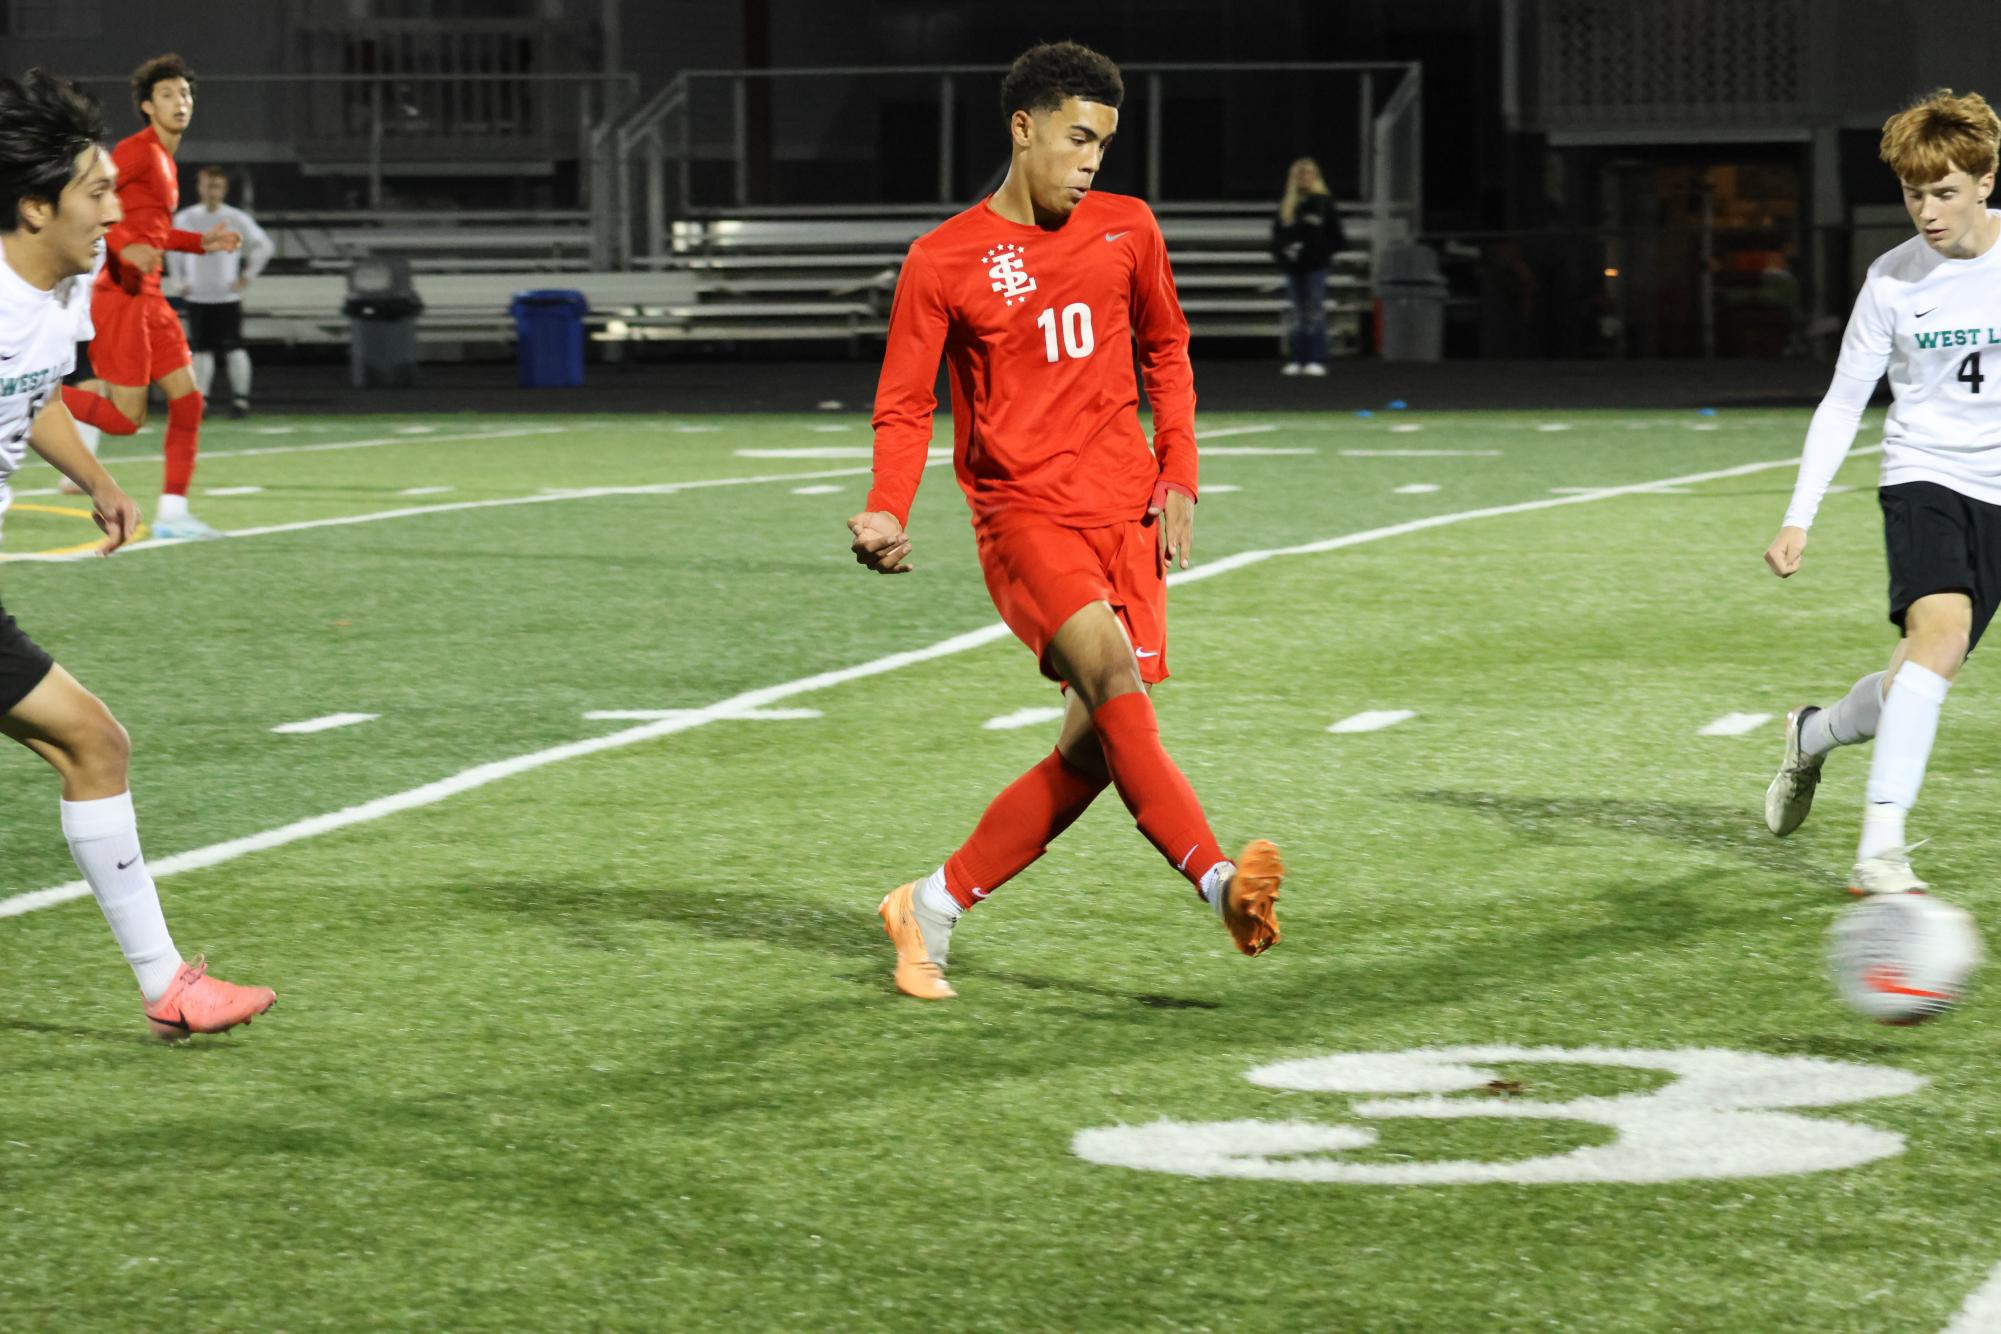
[{"left": 984, "top": 243, "right": 1038, "bottom": 306}]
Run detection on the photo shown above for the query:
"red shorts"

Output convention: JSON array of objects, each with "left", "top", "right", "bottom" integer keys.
[
  {"left": 88, "top": 286, "right": 190, "bottom": 388},
  {"left": 977, "top": 514, "right": 1169, "bottom": 685}
]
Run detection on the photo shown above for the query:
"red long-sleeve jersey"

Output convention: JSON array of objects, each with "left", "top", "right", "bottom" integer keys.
[
  {"left": 866, "top": 191, "right": 1198, "bottom": 530},
  {"left": 95, "top": 126, "right": 206, "bottom": 298}
]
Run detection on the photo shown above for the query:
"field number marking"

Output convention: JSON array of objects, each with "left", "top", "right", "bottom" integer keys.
[{"left": 1074, "top": 1047, "right": 1922, "bottom": 1185}]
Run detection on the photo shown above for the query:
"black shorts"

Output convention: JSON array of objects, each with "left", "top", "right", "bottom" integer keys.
[
  {"left": 1880, "top": 480, "right": 2001, "bottom": 649},
  {"left": 0, "top": 596, "right": 56, "bottom": 714},
  {"left": 184, "top": 301, "right": 244, "bottom": 354}
]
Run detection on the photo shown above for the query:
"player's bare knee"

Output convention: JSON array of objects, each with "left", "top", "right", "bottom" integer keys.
[
  {"left": 1905, "top": 604, "right": 1972, "bottom": 666},
  {"left": 1915, "top": 627, "right": 1971, "bottom": 667},
  {"left": 67, "top": 703, "right": 131, "bottom": 786}
]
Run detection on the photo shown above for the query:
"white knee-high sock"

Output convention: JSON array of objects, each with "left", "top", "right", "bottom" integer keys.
[
  {"left": 61, "top": 791, "right": 182, "bottom": 1001},
  {"left": 1858, "top": 662, "right": 1951, "bottom": 859},
  {"left": 1801, "top": 670, "right": 1886, "bottom": 756},
  {"left": 225, "top": 348, "right": 251, "bottom": 401},
  {"left": 73, "top": 420, "right": 100, "bottom": 457},
  {"left": 191, "top": 351, "right": 215, "bottom": 398}
]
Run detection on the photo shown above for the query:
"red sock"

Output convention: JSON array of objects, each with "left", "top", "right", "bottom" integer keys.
[
  {"left": 943, "top": 749, "right": 1107, "bottom": 908},
  {"left": 60, "top": 385, "right": 139, "bottom": 435},
  {"left": 162, "top": 391, "right": 204, "bottom": 496},
  {"left": 1090, "top": 691, "right": 1227, "bottom": 892}
]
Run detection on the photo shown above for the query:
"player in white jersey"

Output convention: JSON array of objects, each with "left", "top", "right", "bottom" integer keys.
[
  {"left": 167, "top": 164, "right": 270, "bottom": 417},
  {"left": 53, "top": 245, "right": 102, "bottom": 494},
  {"left": 1764, "top": 89, "right": 2001, "bottom": 896},
  {"left": 0, "top": 68, "right": 273, "bottom": 1037}
]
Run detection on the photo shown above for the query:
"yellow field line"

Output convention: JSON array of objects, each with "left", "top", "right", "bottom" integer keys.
[{"left": 9, "top": 502, "right": 147, "bottom": 556}]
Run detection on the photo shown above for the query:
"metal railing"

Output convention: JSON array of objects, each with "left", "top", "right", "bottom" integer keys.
[
  {"left": 67, "top": 72, "right": 637, "bottom": 211},
  {"left": 594, "top": 61, "right": 1423, "bottom": 269}
]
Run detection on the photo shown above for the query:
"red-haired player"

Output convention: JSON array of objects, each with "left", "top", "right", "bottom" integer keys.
[
  {"left": 850, "top": 41, "right": 1284, "bottom": 1000},
  {"left": 61, "top": 53, "right": 239, "bottom": 541}
]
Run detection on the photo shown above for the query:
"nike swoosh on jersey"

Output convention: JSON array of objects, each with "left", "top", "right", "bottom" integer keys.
[
  {"left": 1105, "top": 231, "right": 1129, "bottom": 242},
  {"left": 1915, "top": 307, "right": 1940, "bottom": 319},
  {"left": 1135, "top": 648, "right": 1159, "bottom": 657}
]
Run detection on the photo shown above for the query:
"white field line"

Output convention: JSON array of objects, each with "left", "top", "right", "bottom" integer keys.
[
  {"left": 736, "top": 446, "right": 952, "bottom": 460},
  {"left": 0, "top": 461, "right": 948, "bottom": 563},
  {"left": 0, "top": 618, "right": 1016, "bottom": 919},
  {"left": 1551, "top": 485, "right": 1692, "bottom": 496},
  {"left": 20, "top": 425, "right": 567, "bottom": 475},
  {"left": 1203, "top": 484, "right": 1243, "bottom": 494},
  {"left": 581, "top": 708, "right": 821, "bottom": 721},
  {"left": 1697, "top": 712, "right": 1773, "bottom": 737},
  {"left": 737, "top": 422, "right": 1278, "bottom": 461},
  {"left": 1328, "top": 710, "right": 1416, "bottom": 733},
  {"left": 984, "top": 706, "right": 1067, "bottom": 731},
  {"left": 1944, "top": 1261, "right": 2001, "bottom": 1333},
  {"left": 1156, "top": 448, "right": 1878, "bottom": 595},
  {"left": 272, "top": 712, "right": 379, "bottom": 735},
  {"left": 1198, "top": 446, "right": 1317, "bottom": 456},
  {"left": 1394, "top": 484, "right": 1440, "bottom": 495},
  {"left": 1192, "top": 424, "right": 1280, "bottom": 439},
  {"left": 0, "top": 446, "right": 1874, "bottom": 920},
  {"left": 1342, "top": 449, "right": 1501, "bottom": 458}
]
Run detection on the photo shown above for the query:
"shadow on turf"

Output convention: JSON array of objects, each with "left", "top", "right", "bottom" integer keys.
[
  {"left": 1408, "top": 788, "right": 1830, "bottom": 882},
  {"left": 460, "top": 878, "right": 1222, "bottom": 1009},
  {"left": 0, "top": 1016, "right": 249, "bottom": 1050},
  {"left": 986, "top": 972, "right": 1220, "bottom": 1010}
]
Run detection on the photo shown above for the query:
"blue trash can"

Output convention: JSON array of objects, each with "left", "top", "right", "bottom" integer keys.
[{"left": 509, "top": 289, "right": 588, "bottom": 388}]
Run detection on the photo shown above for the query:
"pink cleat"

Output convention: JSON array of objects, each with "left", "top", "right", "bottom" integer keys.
[{"left": 143, "top": 956, "right": 276, "bottom": 1040}]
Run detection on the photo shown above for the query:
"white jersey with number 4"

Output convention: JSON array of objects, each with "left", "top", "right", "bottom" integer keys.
[
  {"left": 0, "top": 254, "right": 84, "bottom": 546},
  {"left": 1851, "top": 216, "right": 2001, "bottom": 485}
]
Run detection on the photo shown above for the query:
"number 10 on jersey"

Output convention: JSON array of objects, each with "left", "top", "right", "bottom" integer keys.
[{"left": 1038, "top": 303, "right": 1095, "bottom": 362}]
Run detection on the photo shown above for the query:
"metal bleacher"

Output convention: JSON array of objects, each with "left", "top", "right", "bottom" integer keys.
[{"left": 240, "top": 203, "right": 1386, "bottom": 352}]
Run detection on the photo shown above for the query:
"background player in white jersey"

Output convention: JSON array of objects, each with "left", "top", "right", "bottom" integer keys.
[
  {"left": 0, "top": 68, "right": 273, "bottom": 1037},
  {"left": 168, "top": 164, "right": 270, "bottom": 417},
  {"left": 1764, "top": 89, "right": 2001, "bottom": 896}
]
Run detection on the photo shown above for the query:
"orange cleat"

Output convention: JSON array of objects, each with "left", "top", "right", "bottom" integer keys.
[
  {"left": 143, "top": 956, "right": 276, "bottom": 1040},
  {"left": 878, "top": 882, "right": 956, "bottom": 1000},
  {"left": 1221, "top": 840, "right": 1283, "bottom": 957}
]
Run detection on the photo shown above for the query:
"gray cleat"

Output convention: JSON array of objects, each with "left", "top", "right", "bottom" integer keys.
[{"left": 1764, "top": 704, "right": 1825, "bottom": 837}]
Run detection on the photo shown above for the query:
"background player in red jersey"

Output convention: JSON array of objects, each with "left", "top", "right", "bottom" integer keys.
[
  {"left": 60, "top": 53, "right": 239, "bottom": 541},
  {"left": 849, "top": 41, "right": 1284, "bottom": 1001}
]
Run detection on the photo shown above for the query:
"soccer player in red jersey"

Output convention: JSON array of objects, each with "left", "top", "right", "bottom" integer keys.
[
  {"left": 60, "top": 54, "right": 240, "bottom": 541},
  {"left": 850, "top": 42, "right": 1284, "bottom": 1000}
]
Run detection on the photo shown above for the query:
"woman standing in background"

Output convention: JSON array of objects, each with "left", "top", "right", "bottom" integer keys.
[{"left": 1272, "top": 156, "right": 1341, "bottom": 375}]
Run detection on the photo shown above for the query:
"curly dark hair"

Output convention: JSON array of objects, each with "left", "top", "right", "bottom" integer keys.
[
  {"left": 131, "top": 52, "right": 195, "bottom": 121},
  {"left": 0, "top": 68, "right": 106, "bottom": 234},
  {"left": 1000, "top": 41, "right": 1123, "bottom": 119}
]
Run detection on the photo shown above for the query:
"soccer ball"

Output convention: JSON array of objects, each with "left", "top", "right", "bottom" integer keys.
[{"left": 1827, "top": 892, "right": 1983, "bottom": 1025}]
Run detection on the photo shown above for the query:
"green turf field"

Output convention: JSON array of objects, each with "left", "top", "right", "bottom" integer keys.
[{"left": 4, "top": 405, "right": 1999, "bottom": 1331}]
